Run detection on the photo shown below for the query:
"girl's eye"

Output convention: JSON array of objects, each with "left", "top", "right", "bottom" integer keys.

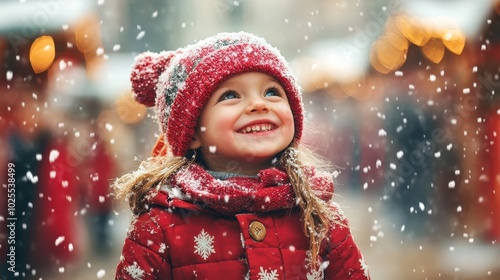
[
  {"left": 265, "top": 87, "right": 282, "bottom": 97},
  {"left": 220, "top": 90, "right": 238, "bottom": 101}
]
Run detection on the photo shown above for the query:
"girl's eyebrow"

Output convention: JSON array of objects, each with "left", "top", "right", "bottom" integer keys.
[
  {"left": 264, "top": 76, "right": 280, "bottom": 84},
  {"left": 215, "top": 86, "right": 235, "bottom": 95},
  {"left": 264, "top": 78, "right": 286, "bottom": 90}
]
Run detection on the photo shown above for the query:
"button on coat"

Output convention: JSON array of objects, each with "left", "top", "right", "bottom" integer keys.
[{"left": 115, "top": 191, "right": 370, "bottom": 279}]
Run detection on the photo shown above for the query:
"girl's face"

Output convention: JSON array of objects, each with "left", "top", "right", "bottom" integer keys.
[{"left": 191, "top": 72, "right": 295, "bottom": 175}]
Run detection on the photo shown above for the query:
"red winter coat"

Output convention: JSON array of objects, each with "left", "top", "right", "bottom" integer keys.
[{"left": 116, "top": 189, "right": 370, "bottom": 279}]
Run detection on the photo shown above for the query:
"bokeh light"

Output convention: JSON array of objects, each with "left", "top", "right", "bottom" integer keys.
[
  {"left": 421, "top": 37, "right": 445, "bottom": 64},
  {"left": 115, "top": 92, "right": 147, "bottom": 124},
  {"left": 371, "top": 13, "right": 467, "bottom": 73},
  {"left": 29, "top": 35, "right": 56, "bottom": 74}
]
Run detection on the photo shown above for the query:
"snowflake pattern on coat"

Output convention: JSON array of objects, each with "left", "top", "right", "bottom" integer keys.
[
  {"left": 125, "top": 261, "right": 145, "bottom": 280},
  {"left": 194, "top": 229, "right": 215, "bottom": 260},
  {"left": 304, "top": 251, "right": 325, "bottom": 280},
  {"left": 258, "top": 267, "right": 279, "bottom": 280}
]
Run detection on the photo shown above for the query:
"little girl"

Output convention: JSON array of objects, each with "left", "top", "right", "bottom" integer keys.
[{"left": 114, "top": 32, "right": 370, "bottom": 280}]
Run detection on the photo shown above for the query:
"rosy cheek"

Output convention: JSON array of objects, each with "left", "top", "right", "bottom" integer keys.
[
  {"left": 203, "top": 115, "right": 235, "bottom": 140},
  {"left": 278, "top": 106, "right": 294, "bottom": 126},
  {"left": 285, "top": 110, "right": 296, "bottom": 132}
]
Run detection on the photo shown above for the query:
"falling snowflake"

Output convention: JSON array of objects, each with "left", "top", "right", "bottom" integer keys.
[
  {"left": 258, "top": 267, "right": 279, "bottom": 280},
  {"left": 55, "top": 236, "right": 65, "bottom": 246},
  {"left": 194, "top": 229, "right": 215, "bottom": 260},
  {"left": 97, "top": 269, "right": 106, "bottom": 278},
  {"left": 125, "top": 262, "right": 145, "bottom": 280},
  {"left": 49, "top": 149, "right": 60, "bottom": 162}
]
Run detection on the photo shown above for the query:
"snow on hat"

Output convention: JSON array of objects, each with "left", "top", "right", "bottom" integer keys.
[{"left": 131, "top": 31, "right": 304, "bottom": 157}]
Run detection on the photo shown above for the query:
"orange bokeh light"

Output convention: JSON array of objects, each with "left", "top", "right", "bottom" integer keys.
[{"left": 29, "top": 35, "right": 56, "bottom": 74}]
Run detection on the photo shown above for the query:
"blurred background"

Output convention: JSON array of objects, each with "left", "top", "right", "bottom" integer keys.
[{"left": 0, "top": 0, "right": 499, "bottom": 279}]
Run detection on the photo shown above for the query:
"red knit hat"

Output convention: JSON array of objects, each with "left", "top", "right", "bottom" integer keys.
[{"left": 131, "top": 32, "right": 304, "bottom": 157}]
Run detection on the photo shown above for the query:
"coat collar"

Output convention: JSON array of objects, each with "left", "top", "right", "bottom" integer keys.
[{"left": 148, "top": 163, "right": 334, "bottom": 216}]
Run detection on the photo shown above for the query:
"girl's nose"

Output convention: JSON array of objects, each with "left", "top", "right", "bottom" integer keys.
[{"left": 246, "top": 96, "right": 269, "bottom": 113}]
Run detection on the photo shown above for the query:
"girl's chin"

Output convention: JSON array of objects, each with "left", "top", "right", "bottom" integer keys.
[{"left": 232, "top": 152, "right": 280, "bottom": 165}]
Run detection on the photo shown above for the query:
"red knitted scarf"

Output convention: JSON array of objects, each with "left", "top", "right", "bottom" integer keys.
[{"left": 161, "top": 164, "right": 334, "bottom": 216}]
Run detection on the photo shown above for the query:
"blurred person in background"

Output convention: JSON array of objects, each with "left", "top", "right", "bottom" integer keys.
[
  {"left": 381, "top": 71, "right": 441, "bottom": 241},
  {"left": 0, "top": 31, "right": 117, "bottom": 279},
  {"left": 0, "top": 39, "right": 62, "bottom": 279}
]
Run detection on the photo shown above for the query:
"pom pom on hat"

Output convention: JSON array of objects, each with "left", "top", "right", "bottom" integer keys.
[
  {"left": 130, "top": 32, "right": 304, "bottom": 157},
  {"left": 130, "top": 51, "right": 176, "bottom": 107}
]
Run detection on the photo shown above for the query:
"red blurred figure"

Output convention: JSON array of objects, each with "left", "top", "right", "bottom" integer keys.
[
  {"left": 28, "top": 138, "right": 82, "bottom": 272},
  {"left": 487, "top": 111, "right": 500, "bottom": 240}
]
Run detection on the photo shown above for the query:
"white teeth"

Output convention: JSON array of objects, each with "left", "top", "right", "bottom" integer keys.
[{"left": 240, "top": 124, "right": 273, "bottom": 133}]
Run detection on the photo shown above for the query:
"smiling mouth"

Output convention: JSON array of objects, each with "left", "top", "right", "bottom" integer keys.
[{"left": 238, "top": 124, "right": 275, "bottom": 134}]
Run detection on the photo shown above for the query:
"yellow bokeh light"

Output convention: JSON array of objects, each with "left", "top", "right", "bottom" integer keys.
[
  {"left": 116, "top": 92, "right": 147, "bottom": 124},
  {"left": 370, "top": 42, "right": 391, "bottom": 74},
  {"left": 29, "top": 35, "right": 55, "bottom": 74},
  {"left": 377, "top": 34, "right": 408, "bottom": 70},
  {"left": 75, "top": 13, "right": 101, "bottom": 54},
  {"left": 386, "top": 13, "right": 467, "bottom": 67},
  {"left": 396, "top": 15, "right": 432, "bottom": 46},
  {"left": 441, "top": 29, "right": 466, "bottom": 55},
  {"left": 421, "top": 38, "right": 445, "bottom": 64},
  {"left": 340, "top": 78, "right": 370, "bottom": 101}
]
